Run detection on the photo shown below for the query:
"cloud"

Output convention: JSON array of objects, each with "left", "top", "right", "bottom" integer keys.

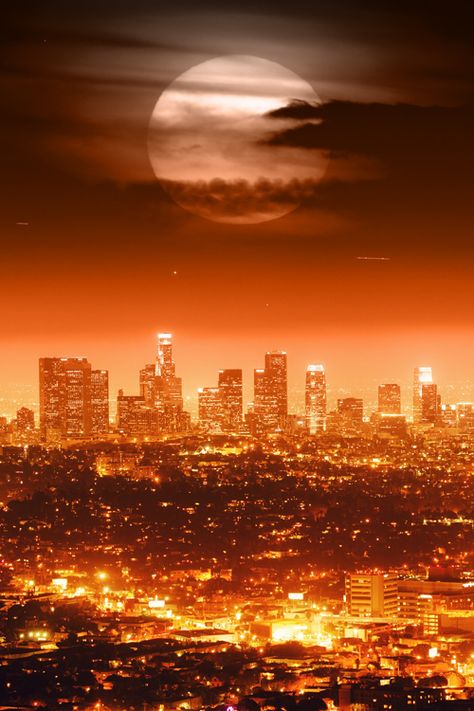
[
  {"left": 264, "top": 100, "right": 474, "bottom": 168},
  {"left": 159, "top": 177, "right": 329, "bottom": 223}
]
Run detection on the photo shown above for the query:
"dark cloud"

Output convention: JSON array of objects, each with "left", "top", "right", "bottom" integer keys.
[
  {"left": 159, "top": 177, "right": 329, "bottom": 223},
  {"left": 266, "top": 99, "right": 323, "bottom": 120},
  {"left": 264, "top": 100, "right": 474, "bottom": 165}
]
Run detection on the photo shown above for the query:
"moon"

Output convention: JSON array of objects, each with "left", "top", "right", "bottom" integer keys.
[{"left": 148, "top": 55, "right": 328, "bottom": 224}]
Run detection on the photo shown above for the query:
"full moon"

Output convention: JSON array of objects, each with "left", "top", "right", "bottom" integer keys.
[{"left": 148, "top": 55, "right": 328, "bottom": 224}]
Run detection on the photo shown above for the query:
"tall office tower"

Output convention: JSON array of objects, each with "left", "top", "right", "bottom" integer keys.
[
  {"left": 156, "top": 332, "right": 175, "bottom": 379},
  {"left": 90, "top": 370, "right": 109, "bottom": 436},
  {"left": 337, "top": 397, "right": 364, "bottom": 435},
  {"left": 253, "top": 368, "right": 276, "bottom": 432},
  {"left": 218, "top": 369, "right": 243, "bottom": 432},
  {"left": 198, "top": 387, "right": 222, "bottom": 433},
  {"left": 16, "top": 407, "right": 35, "bottom": 433},
  {"left": 378, "top": 383, "right": 401, "bottom": 414},
  {"left": 154, "top": 332, "right": 184, "bottom": 431},
  {"left": 265, "top": 351, "right": 288, "bottom": 425},
  {"left": 253, "top": 351, "right": 288, "bottom": 433},
  {"left": 139, "top": 363, "right": 156, "bottom": 407},
  {"left": 39, "top": 357, "right": 92, "bottom": 440},
  {"left": 305, "top": 364, "right": 326, "bottom": 434},
  {"left": 413, "top": 366, "right": 433, "bottom": 422},
  {"left": 421, "top": 382, "right": 439, "bottom": 423},
  {"left": 345, "top": 573, "right": 399, "bottom": 617}
]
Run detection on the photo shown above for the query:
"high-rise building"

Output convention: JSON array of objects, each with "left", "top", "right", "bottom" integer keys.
[
  {"left": 265, "top": 351, "right": 288, "bottom": 425},
  {"left": 39, "top": 357, "right": 95, "bottom": 440},
  {"left": 458, "top": 402, "right": 474, "bottom": 432},
  {"left": 139, "top": 363, "right": 156, "bottom": 407},
  {"left": 378, "top": 383, "right": 401, "bottom": 414},
  {"left": 116, "top": 390, "right": 154, "bottom": 435},
  {"left": 16, "top": 406, "right": 35, "bottom": 434},
  {"left": 198, "top": 387, "right": 222, "bottom": 433},
  {"left": 218, "top": 369, "right": 243, "bottom": 432},
  {"left": 345, "top": 573, "right": 399, "bottom": 618},
  {"left": 337, "top": 397, "right": 364, "bottom": 435},
  {"left": 253, "top": 368, "right": 274, "bottom": 432},
  {"left": 305, "top": 364, "right": 326, "bottom": 434},
  {"left": 421, "top": 382, "right": 439, "bottom": 423},
  {"left": 253, "top": 351, "right": 288, "bottom": 432},
  {"left": 131, "top": 333, "right": 190, "bottom": 437},
  {"left": 154, "top": 332, "right": 185, "bottom": 432},
  {"left": 413, "top": 366, "right": 433, "bottom": 422},
  {"left": 91, "top": 370, "right": 109, "bottom": 436}
]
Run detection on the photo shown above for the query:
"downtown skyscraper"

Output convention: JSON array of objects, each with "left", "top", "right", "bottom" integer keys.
[
  {"left": 137, "top": 333, "right": 188, "bottom": 434},
  {"left": 413, "top": 366, "right": 433, "bottom": 423},
  {"left": 305, "top": 364, "right": 326, "bottom": 434},
  {"left": 378, "top": 384, "right": 401, "bottom": 415},
  {"left": 197, "top": 369, "right": 243, "bottom": 433},
  {"left": 39, "top": 357, "right": 109, "bottom": 441},
  {"left": 253, "top": 351, "right": 288, "bottom": 433}
]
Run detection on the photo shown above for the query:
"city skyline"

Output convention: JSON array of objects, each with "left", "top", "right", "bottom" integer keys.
[
  {"left": 2, "top": 332, "right": 474, "bottom": 432},
  {"left": 3, "top": 332, "right": 474, "bottom": 422}
]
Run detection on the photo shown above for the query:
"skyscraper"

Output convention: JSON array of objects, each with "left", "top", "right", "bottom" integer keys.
[
  {"left": 305, "top": 364, "right": 326, "bottom": 434},
  {"left": 413, "top": 366, "right": 432, "bottom": 422},
  {"left": 265, "top": 351, "right": 288, "bottom": 426},
  {"left": 91, "top": 370, "right": 109, "bottom": 436},
  {"left": 218, "top": 369, "right": 243, "bottom": 432},
  {"left": 337, "top": 397, "right": 364, "bottom": 435},
  {"left": 116, "top": 390, "right": 152, "bottom": 435},
  {"left": 378, "top": 383, "right": 401, "bottom": 414},
  {"left": 421, "top": 382, "right": 439, "bottom": 423},
  {"left": 253, "top": 351, "right": 288, "bottom": 432},
  {"left": 139, "top": 363, "right": 156, "bottom": 407},
  {"left": 39, "top": 357, "right": 95, "bottom": 440},
  {"left": 154, "top": 332, "right": 184, "bottom": 432},
  {"left": 16, "top": 407, "right": 35, "bottom": 434},
  {"left": 198, "top": 387, "right": 222, "bottom": 433}
]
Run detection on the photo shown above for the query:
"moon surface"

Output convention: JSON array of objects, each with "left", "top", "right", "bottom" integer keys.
[{"left": 148, "top": 55, "right": 328, "bottom": 224}]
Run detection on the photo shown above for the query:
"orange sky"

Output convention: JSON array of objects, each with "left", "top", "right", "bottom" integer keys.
[{"left": 1, "top": 0, "right": 473, "bottom": 417}]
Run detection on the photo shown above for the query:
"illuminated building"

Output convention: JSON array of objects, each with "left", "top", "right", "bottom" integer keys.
[
  {"left": 458, "top": 402, "right": 474, "bottom": 432},
  {"left": 90, "top": 370, "right": 109, "bottom": 436},
  {"left": 439, "top": 403, "right": 457, "bottom": 428},
  {"left": 253, "top": 351, "right": 288, "bottom": 432},
  {"left": 154, "top": 333, "right": 185, "bottom": 432},
  {"left": 305, "top": 364, "right": 326, "bottom": 433},
  {"left": 116, "top": 390, "right": 154, "bottom": 435},
  {"left": 378, "top": 383, "right": 401, "bottom": 414},
  {"left": 376, "top": 413, "right": 407, "bottom": 439},
  {"left": 337, "top": 397, "right": 363, "bottom": 435},
  {"left": 139, "top": 363, "right": 156, "bottom": 406},
  {"left": 137, "top": 333, "right": 189, "bottom": 434},
  {"left": 39, "top": 357, "right": 98, "bottom": 440},
  {"left": 198, "top": 387, "right": 222, "bottom": 433},
  {"left": 413, "top": 366, "right": 432, "bottom": 422},
  {"left": 16, "top": 407, "right": 35, "bottom": 434},
  {"left": 345, "top": 572, "right": 398, "bottom": 617},
  {"left": 218, "top": 369, "right": 243, "bottom": 431},
  {"left": 265, "top": 351, "right": 288, "bottom": 425},
  {"left": 253, "top": 368, "right": 271, "bottom": 433},
  {"left": 421, "top": 382, "right": 439, "bottom": 423}
]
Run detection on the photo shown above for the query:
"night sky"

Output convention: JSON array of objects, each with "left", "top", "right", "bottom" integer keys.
[{"left": 2, "top": 0, "right": 474, "bottom": 413}]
